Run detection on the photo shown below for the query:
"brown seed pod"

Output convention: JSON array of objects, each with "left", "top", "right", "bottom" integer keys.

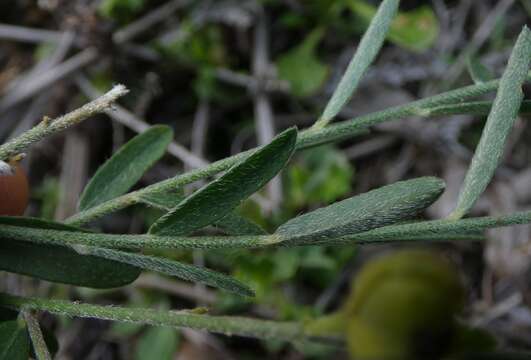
[{"left": 0, "top": 159, "right": 29, "bottom": 216}]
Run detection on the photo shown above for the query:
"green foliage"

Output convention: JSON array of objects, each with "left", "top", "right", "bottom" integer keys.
[
  {"left": 316, "top": 0, "right": 399, "bottom": 127},
  {"left": 340, "top": 210, "right": 531, "bottom": 244},
  {"left": 276, "top": 28, "right": 329, "bottom": 97},
  {"left": 0, "top": 317, "right": 30, "bottom": 360},
  {"left": 80, "top": 246, "right": 254, "bottom": 297},
  {"left": 349, "top": 0, "right": 439, "bottom": 52},
  {"left": 135, "top": 326, "right": 179, "bottom": 360},
  {"left": 467, "top": 56, "right": 495, "bottom": 84},
  {"left": 156, "top": 22, "right": 227, "bottom": 68},
  {"left": 32, "top": 177, "right": 59, "bottom": 220},
  {"left": 285, "top": 145, "right": 353, "bottom": 209},
  {"left": 276, "top": 177, "right": 445, "bottom": 244},
  {"left": 99, "top": 0, "right": 146, "bottom": 22},
  {"left": 80, "top": 125, "right": 173, "bottom": 210},
  {"left": 450, "top": 27, "right": 531, "bottom": 219},
  {"left": 0, "top": 217, "right": 140, "bottom": 288},
  {"left": 149, "top": 128, "right": 297, "bottom": 236}
]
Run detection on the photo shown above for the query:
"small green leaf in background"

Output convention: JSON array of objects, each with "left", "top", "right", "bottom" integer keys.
[
  {"left": 276, "top": 28, "right": 329, "bottom": 97},
  {"left": 156, "top": 22, "right": 227, "bottom": 68},
  {"left": 467, "top": 56, "right": 495, "bottom": 84},
  {"left": 0, "top": 318, "right": 30, "bottom": 360},
  {"left": 449, "top": 27, "right": 531, "bottom": 220},
  {"left": 0, "top": 217, "right": 140, "bottom": 288},
  {"left": 316, "top": 0, "right": 399, "bottom": 127},
  {"left": 99, "top": 0, "right": 145, "bottom": 22},
  {"left": 276, "top": 177, "right": 445, "bottom": 244},
  {"left": 32, "top": 178, "right": 60, "bottom": 220},
  {"left": 349, "top": 0, "right": 439, "bottom": 52},
  {"left": 286, "top": 145, "right": 354, "bottom": 209},
  {"left": 135, "top": 326, "right": 179, "bottom": 360},
  {"left": 79, "top": 125, "right": 173, "bottom": 211},
  {"left": 150, "top": 128, "right": 297, "bottom": 236}
]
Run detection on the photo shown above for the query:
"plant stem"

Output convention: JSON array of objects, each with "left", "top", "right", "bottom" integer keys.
[
  {"left": 66, "top": 75, "right": 530, "bottom": 226},
  {"left": 0, "top": 293, "right": 314, "bottom": 342},
  {"left": 0, "top": 224, "right": 278, "bottom": 250},
  {"left": 22, "top": 311, "right": 52, "bottom": 360},
  {"left": 0, "top": 85, "right": 128, "bottom": 161}
]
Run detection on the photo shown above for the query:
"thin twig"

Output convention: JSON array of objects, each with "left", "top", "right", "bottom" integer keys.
[
  {"left": 0, "top": 48, "right": 98, "bottom": 112},
  {"left": 5, "top": 31, "right": 75, "bottom": 95},
  {"left": 0, "top": 84, "right": 129, "bottom": 161},
  {"left": 253, "top": 11, "right": 281, "bottom": 211},
  {"left": 0, "top": 23, "right": 61, "bottom": 43},
  {"left": 75, "top": 75, "right": 208, "bottom": 168},
  {"left": 441, "top": 0, "right": 515, "bottom": 88},
  {"left": 113, "top": 0, "right": 191, "bottom": 44}
]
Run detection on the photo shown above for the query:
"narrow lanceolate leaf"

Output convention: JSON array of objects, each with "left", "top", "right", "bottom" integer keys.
[
  {"left": 315, "top": 0, "right": 399, "bottom": 128},
  {"left": 0, "top": 318, "right": 30, "bottom": 360},
  {"left": 0, "top": 217, "right": 140, "bottom": 288},
  {"left": 450, "top": 27, "right": 531, "bottom": 220},
  {"left": 75, "top": 246, "right": 254, "bottom": 297},
  {"left": 149, "top": 128, "right": 297, "bottom": 236},
  {"left": 79, "top": 125, "right": 173, "bottom": 210},
  {"left": 276, "top": 177, "right": 445, "bottom": 245},
  {"left": 334, "top": 210, "right": 531, "bottom": 245},
  {"left": 139, "top": 189, "right": 266, "bottom": 235}
]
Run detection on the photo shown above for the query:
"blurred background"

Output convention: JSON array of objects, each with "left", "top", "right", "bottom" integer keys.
[{"left": 0, "top": 0, "right": 530, "bottom": 359}]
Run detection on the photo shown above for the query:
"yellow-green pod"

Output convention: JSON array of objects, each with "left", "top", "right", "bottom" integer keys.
[{"left": 344, "top": 250, "right": 464, "bottom": 360}]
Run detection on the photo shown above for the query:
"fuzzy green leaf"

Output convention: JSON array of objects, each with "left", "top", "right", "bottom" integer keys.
[
  {"left": 140, "top": 189, "right": 266, "bottom": 235},
  {"left": 79, "top": 125, "right": 173, "bottom": 211},
  {"left": 276, "top": 177, "right": 445, "bottom": 244},
  {"left": 316, "top": 0, "right": 399, "bottom": 127},
  {"left": 0, "top": 217, "right": 140, "bottom": 288},
  {"left": 450, "top": 27, "right": 531, "bottom": 219},
  {"left": 76, "top": 246, "right": 254, "bottom": 297},
  {"left": 0, "top": 319, "right": 30, "bottom": 360},
  {"left": 149, "top": 128, "right": 297, "bottom": 236}
]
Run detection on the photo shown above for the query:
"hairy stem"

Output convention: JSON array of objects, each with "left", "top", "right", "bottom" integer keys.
[
  {"left": 0, "top": 293, "right": 318, "bottom": 342},
  {"left": 0, "top": 85, "right": 128, "bottom": 161},
  {"left": 22, "top": 311, "right": 52, "bottom": 360},
  {"left": 0, "top": 224, "right": 279, "bottom": 250}
]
